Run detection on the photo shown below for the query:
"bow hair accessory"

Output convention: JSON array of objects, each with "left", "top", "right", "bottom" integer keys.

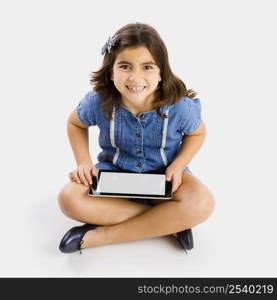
[{"left": 101, "top": 35, "right": 118, "bottom": 55}]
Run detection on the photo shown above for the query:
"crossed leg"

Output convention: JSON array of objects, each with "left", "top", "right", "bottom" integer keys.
[{"left": 57, "top": 172, "right": 215, "bottom": 248}]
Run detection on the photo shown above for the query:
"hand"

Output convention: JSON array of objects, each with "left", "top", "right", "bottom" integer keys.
[
  {"left": 165, "top": 163, "right": 184, "bottom": 193},
  {"left": 68, "top": 160, "right": 99, "bottom": 186}
]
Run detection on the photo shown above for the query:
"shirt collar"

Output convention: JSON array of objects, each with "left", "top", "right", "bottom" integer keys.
[{"left": 119, "top": 103, "right": 169, "bottom": 118}]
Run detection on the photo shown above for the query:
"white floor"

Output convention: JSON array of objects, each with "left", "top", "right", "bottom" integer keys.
[{"left": 1, "top": 162, "right": 276, "bottom": 278}]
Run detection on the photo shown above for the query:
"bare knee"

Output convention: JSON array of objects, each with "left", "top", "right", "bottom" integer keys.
[
  {"left": 193, "top": 192, "right": 215, "bottom": 223},
  {"left": 57, "top": 181, "right": 89, "bottom": 218},
  {"left": 175, "top": 190, "right": 216, "bottom": 229}
]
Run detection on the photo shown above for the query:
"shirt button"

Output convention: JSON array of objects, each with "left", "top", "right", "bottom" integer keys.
[
  {"left": 136, "top": 149, "right": 142, "bottom": 154},
  {"left": 139, "top": 114, "right": 146, "bottom": 120},
  {"left": 136, "top": 132, "right": 141, "bottom": 137},
  {"left": 136, "top": 162, "right": 143, "bottom": 168}
]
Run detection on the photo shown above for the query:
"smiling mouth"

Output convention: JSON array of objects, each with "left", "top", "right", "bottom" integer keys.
[{"left": 126, "top": 85, "right": 146, "bottom": 92}]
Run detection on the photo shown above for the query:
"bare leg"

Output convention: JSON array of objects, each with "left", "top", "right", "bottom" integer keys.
[
  {"left": 81, "top": 172, "right": 215, "bottom": 248},
  {"left": 58, "top": 181, "right": 152, "bottom": 225}
]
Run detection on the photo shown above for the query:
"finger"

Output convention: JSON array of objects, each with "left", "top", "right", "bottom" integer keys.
[
  {"left": 68, "top": 172, "right": 76, "bottom": 183},
  {"left": 91, "top": 167, "right": 99, "bottom": 177},
  {"left": 71, "top": 172, "right": 81, "bottom": 184},
  {"left": 172, "top": 181, "right": 177, "bottom": 193},
  {"left": 173, "top": 179, "right": 182, "bottom": 193},
  {"left": 166, "top": 172, "right": 172, "bottom": 181},
  {"left": 84, "top": 171, "right": 92, "bottom": 185},
  {"left": 78, "top": 169, "right": 89, "bottom": 186},
  {"left": 171, "top": 175, "right": 180, "bottom": 193}
]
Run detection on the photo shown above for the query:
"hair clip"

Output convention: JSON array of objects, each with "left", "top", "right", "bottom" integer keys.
[{"left": 101, "top": 35, "right": 118, "bottom": 55}]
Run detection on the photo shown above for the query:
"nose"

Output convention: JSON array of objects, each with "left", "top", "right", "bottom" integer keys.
[{"left": 128, "top": 69, "right": 143, "bottom": 81}]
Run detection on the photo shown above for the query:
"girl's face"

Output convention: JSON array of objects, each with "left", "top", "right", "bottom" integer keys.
[{"left": 111, "top": 46, "right": 161, "bottom": 110}]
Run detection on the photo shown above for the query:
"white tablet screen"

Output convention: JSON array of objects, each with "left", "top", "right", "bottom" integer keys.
[{"left": 97, "top": 172, "right": 165, "bottom": 195}]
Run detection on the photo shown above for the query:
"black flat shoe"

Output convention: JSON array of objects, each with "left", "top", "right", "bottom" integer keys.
[
  {"left": 59, "top": 223, "right": 98, "bottom": 254},
  {"left": 175, "top": 228, "right": 194, "bottom": 253}
]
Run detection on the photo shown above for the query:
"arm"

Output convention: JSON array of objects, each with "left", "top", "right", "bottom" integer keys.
[
  {"left": 172, "top": 121, "right": 206, "bottom": 169},
  {"left": 67, "top": 109, "right": 93, "bottom": 166}
]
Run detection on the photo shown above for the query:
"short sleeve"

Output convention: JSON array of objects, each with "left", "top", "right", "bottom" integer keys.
[
  {"left": 76, "top": 91, "right": 97, "bottom": 127},
  {"left": 179, "top": 97, "right": 202, "bottom": 134}
]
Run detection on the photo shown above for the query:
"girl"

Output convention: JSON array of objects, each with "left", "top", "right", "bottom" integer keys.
[{"left": 58, "top": 22, "right": 215, "bottom": 254}]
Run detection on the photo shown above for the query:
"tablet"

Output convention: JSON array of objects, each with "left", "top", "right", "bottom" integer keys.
[{"left": 88, "top": 170, "right": 172, "bottom": 200}]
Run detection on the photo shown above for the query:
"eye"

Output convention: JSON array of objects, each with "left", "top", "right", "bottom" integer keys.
[
  {"left": 119, "top": 65, "right": 129, "bottom": 70},
  {"left": 118, "top": 65, "right": 154, "bottom": 71}
]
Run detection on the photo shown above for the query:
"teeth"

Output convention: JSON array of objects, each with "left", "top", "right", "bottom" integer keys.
[{"left": 127, "top": 86, "right": 145, "bottom": 91}]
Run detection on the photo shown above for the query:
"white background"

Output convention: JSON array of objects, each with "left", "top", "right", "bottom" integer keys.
[{"left": 0, "top": 0, "right": 276, "bottom": 277}]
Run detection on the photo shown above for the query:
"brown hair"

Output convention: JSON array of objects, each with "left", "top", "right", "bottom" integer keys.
[{"left": 90, "top": 22, "right": 197, "bottom": 120}]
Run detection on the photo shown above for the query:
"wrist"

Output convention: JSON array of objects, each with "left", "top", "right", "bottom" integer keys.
[
  {"left": 77, "top": 157, "right": 93, "bottom": 166},
  {"left": 170, "top": 158, "right": 188, "bottom": 170}
]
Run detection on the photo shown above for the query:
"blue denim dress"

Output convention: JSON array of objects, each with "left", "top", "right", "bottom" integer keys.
[{"left": 76, "top": 90, "right": 201, "bottom": 204}]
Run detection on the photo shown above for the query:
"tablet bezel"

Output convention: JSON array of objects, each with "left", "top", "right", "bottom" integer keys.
[{"left": 88, "top": 169, "right": 172, "bottom": 199}]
